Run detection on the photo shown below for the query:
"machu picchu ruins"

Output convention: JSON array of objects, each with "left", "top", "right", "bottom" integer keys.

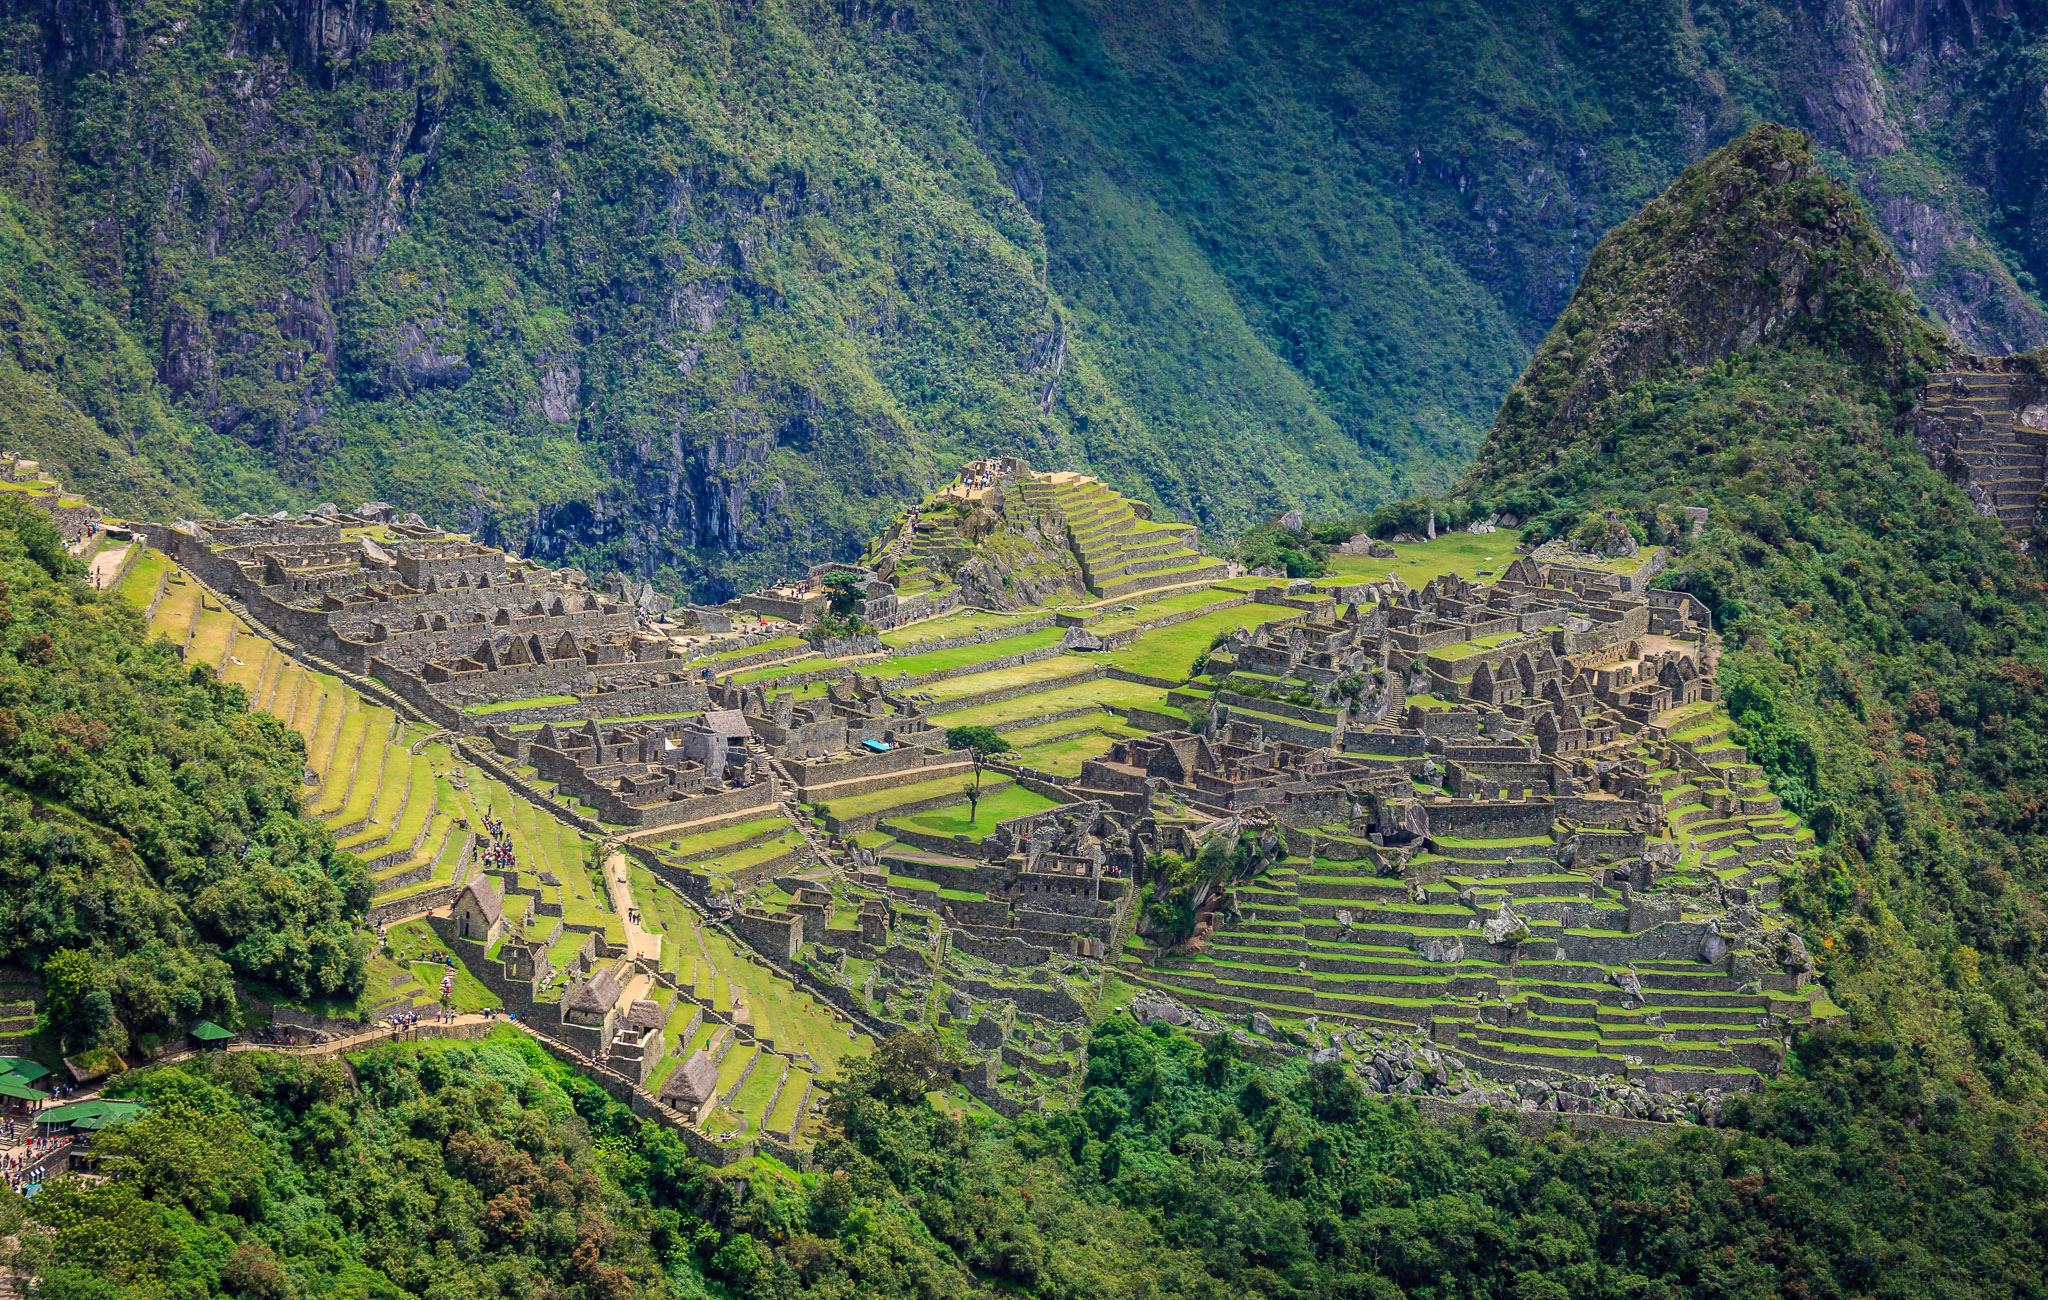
[{"left": 81, "top": 446, "right": 1853, "bottom": 1140}]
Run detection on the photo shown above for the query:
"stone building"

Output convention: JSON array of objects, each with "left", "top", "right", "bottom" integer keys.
[{"left": 449, "top": 877, "right": 507, "bottom": 945}]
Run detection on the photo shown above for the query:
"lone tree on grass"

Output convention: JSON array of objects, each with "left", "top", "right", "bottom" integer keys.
[{"left": 945, "top": 724, "right": 1012, "bottom": 824}]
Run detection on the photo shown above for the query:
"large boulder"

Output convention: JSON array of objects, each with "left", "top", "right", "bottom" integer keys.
[
  {"left": 1483, "top": 904, "right": 1531, "bottom": 946},
  {"left": 967, "top": 1014, "right": 1007, "bottom": 1050},
  {"left": 1061, "top": 625, "right": 1105, "bottom": 652}
]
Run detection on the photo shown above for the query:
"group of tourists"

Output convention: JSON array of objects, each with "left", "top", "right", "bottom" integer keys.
[
  {"left": 4, "top": 1137, "right": 65, "bottom": 1193},
  {"left": 957, "top": 456, "right": 1007, "bottom": 492},
  {"left": 479, "top": 814, "right": 519, "bottom": 870}
]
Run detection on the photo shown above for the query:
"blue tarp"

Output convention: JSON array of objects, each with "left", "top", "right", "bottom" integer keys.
[{"left": 862, "top": 739, "right": 892, "bottom": 752}]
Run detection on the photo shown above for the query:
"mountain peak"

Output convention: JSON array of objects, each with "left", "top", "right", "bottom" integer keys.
[{"left": 1472, "top": 123, "right": 1945, "bottom": 481}]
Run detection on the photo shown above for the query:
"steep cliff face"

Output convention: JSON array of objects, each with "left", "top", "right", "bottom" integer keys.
[
  {"left": 1767, "top": 0, "right": 2048, "bottom": 353},
  {"left": 6, "top": 0, "right": 2048, "bottom": 599},
  {"left": 0, "top": 0, "right": 1116, "bottom": 598}
]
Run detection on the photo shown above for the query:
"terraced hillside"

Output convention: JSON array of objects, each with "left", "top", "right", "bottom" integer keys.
[
  {"left": 119, "top": 542, "right": 877, "bottom": 1151},
  {"left": 862, "top": 469, "right": 1227, "bottom": 608},
  {"left": 1121, "top": 693, "right": 1831, "bottom": 1097},
  {"left": 129, "top": 559, "right": 503, "bottom": 914},
  {"left": 119, "top": 465, "right": 1829, "bottom": 1123}
]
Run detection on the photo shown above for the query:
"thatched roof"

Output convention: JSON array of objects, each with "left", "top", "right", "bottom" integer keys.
[
  {"left": 700, "top": 709, "right": 751, "bottom": 739},
  {"left": 627, "top": 999, "right": 664, "bottom": 1032},
  {"left": 564, "top": 962, "right": 623, "bottom": 1015},
  {"left": 459, "top": 876, "right": 503, "bottom": 926},
  {"left": 659, "top": 1050, "right": 718, "bottom": 1109}
]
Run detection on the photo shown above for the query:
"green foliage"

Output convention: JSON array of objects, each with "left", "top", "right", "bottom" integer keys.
[
  {"left": 1141, "top": 837, "right": 1248, "bottom": 946},
  {"left": 0, "top": 500, "right": 369, "bottom": 1046},
  {"left": 14, "top": 1037, "right": 700, "bottom": 1300},
  {"left": 16, "top": 2, "right": 2031, "bottom": 598},
  {"left": 944, "top": 725, "right": 1014, "bottom": 761},
  {"left": 821, "top": 571, "right": 864, "bottom": 618},
  {"left": 794, "top": 1024, "right": 2048, "bottom": 1299},
  {"left": 1231, "top": 524, "right": 1327, "bottom": 578}
]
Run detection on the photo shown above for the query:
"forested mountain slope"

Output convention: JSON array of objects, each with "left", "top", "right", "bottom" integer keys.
[
  {"left": 0, "top": 496, "right": 369, "bottom": 1065},
  {"left": 12, "top": 110, "right": 2048, "bottom": 1300},
  {"left": 8, "top": 0, "right": 2048, "bottom": 598},
  {"left": 1459, "top": 123, "right": 2048, "bottom": 1109}
]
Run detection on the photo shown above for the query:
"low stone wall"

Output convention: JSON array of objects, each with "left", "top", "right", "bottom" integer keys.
[
  {"left": 824, "top": 776, "right": 1015, "bottom": 834},
  {"left": 367, "top": 883, "right": 463, "bottom": 929},
  {"left": 989, "top": 703, "right": 1114, "bottom": 734},
  {"left": 948, "top": 974, "right": 1086, "bottom": 1021},
  {"left": 948, "top": 928, "right": 1054, "bottom": 966},
  {"left": 1412, "top": 1095, "right": 1678, "bottom": 1140},
  {"left": 905, "top": 641, "right": 1067, "bottom": 689},
  {"left": 933, "top": 665, "right": 1106, "bottom": 716},
  {"left": 1124, "top": 705, "right": 1188, "bottom": 732},
  {"left": 890, "top": 613, "right": 1060, "bottom": 657}
]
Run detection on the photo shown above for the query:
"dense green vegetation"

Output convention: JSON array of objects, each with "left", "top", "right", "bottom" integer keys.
[
  {"left": 9, "top": 2, "right": 2048, "bottom": 598},
  {"left": 40, "top": 1025, "right": 2043, "bottom": 1300},
  {"left": 11, "top": 1035, "right": 683, "bottom": 1300},
  {"left": 0, "top": 498, "right": 369, "bottom": 1055}
]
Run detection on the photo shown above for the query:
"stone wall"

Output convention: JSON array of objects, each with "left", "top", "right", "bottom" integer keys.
[
  {"left": 936, "top": 665, "right": 1107, "bottom": 715},
  {"left": 904, "top": 641, "right": 1068, "bottom": 688},
  {"left": 947, "top": 928, "right": 1054, "bottom": 966},
  {"left": 891, "top": 613, "right": 1059, "bottom": 656}
]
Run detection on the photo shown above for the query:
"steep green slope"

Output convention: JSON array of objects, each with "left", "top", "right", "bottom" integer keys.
[
  {"left": 9, "top": 1, "right": 2048, "bottom": 599},
  {"left": 0, "top": 498, "right": 369, "bottom": 1059},
  {"left": 37, "top": 1022, "right": 2046, "bottom": 1300},
  {"left": 1462, "top": 124, "right": 2048, "bottom": 1107}
]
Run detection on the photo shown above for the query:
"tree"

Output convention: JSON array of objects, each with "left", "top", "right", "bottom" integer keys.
[
  {"left": 945, "top": 725, "right": 1012, "bottom": 824},
  {"left": 44, "top": 948, "right": 116, "bottom": 1051},
  {"left": 821, "top": 571, "right": 864, "bottom": 618}
]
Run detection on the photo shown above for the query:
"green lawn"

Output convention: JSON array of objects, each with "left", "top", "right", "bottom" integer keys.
[
  {"left": 1085, "top": 585, "right": 1241, "bottom": 635},
  {"left": 919, "top": 654, "right": 1102, "bottom": 703},
  {"left": 367, "top": 919, "right": 504, "bottom": 1014},
  {"left": 1012, "top": 733, "right": 1116, "bottom": 777},
  {"left": 730, "top": 658, "right": 838, "bottom": 685},
  {"left": 1323, "top": 528, "right": 1524, "bottom": 587},
  {"left": 642, "top": 815, "right": 793, "bottom": 857},
  {"left": 1110, "top": 605, "right": 1263, "bottom": 682},
  {"left": 823, "top": 771, "right": 990, "bottom": 821},
  {"left": 881, "top": 608, "right": 1050, "bottom": 648},
  {"left": 886, "top": 785, "right": 1064, "bottom": 837},
  {"left": 115, "top": 548, "right": 170, "bottom": 606},
  {"left": 701, "top": 635, "right": 808, "bottom": 663},
  {"left": 932, "top": 676, "right": 1180, "bottom": 730},
  {"left": 873, "top": 627, "right": 1064, "bottom": 679}
]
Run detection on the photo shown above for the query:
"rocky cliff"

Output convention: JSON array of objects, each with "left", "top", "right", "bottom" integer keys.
[{"left": 7, "top": 1, "right": 2048, "bottom": 599}]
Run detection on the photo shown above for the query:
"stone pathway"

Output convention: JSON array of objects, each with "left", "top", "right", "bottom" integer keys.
[{"left": 604, "top": 849, "right": 663, "bottom": 964}]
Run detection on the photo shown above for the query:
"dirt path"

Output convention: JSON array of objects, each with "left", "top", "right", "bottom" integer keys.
[
  {"left": 604, "top": 850, "right": 663, "bottom": 965},
  {"left": 86, "top": 544, "right": 129, "bottom": 591}
]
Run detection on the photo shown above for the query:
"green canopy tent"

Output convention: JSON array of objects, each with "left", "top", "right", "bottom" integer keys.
[
  {"left": 40, "top": 1099, "right": 144, "bottom": 1128},
  {"left": 0, "top": 1075, "right": 42, "bottom": 1103},
  {"left": 188, "top": 1020, "right": 235, "bottom": 1049},
  {"left": 0, "top": 1057, "right": 51, "bottom": 1083}
]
